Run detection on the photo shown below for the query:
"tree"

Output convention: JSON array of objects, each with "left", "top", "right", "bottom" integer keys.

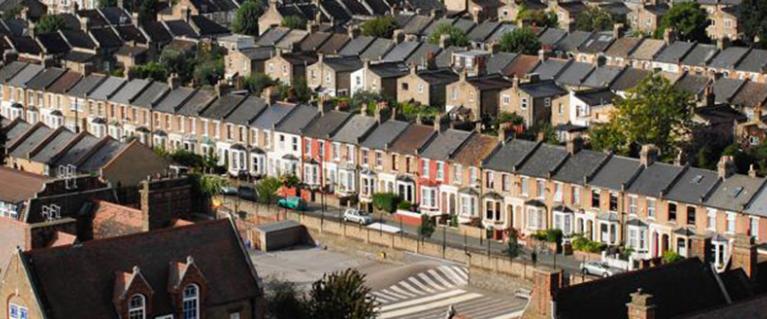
[
  {"left": 264, "top": 278, "right": 308, "bottom": 319},
  {"left": 517, "top": 7, "right": 558, "bottom": 28},
  {"left": 281, "top": 15, "right": 305, "bottom": 30},
  {"left": 372, "top": 192, "right": 399, "bottom": 213},
  {"left": 739, "top": 0, "right": 767, "bottom": 48},
  {"left": 589, "top": 73, "right": 694, "bottom": 157},
  {"left": 138, "top": 0, "right": 159, "bottom": 22},
  {"left": 232, "top": 0, "right": 263, "bottom": 36},
  {"left": 656, "top": 1, "right": 710, "bottom": 42},
  {"left": 662, "top": 251, "right": 684, "bottom": 264},
  {"left": 574, "top": 7, "right": 614, "bottom": 32},
  {"left": 244, "top": 73, "right": 276, "bottom": 95},
  {"left": 2, "top": 6, "right": 21, "bottom": 19},
  {"left": 427, "top": 23, "right": 470, "bottom": 47},
  {"left": 277, "top": 78, "right": 312, "bottom": 103},
  {"left": 498, "top": 27, "right": 541, "bottom": 55},
  {"left": 160, "top": 47, "right": 194, "bottom": 82},
  {"left": 418, "top": 214, "right": 435, "bottom": 237},
  {"left": 35, "top": 15, "right": 68, "bottom": 34},
  {"left": 97, "top": 0, "right": 117, "bottom": 7},
  {"left": 360, "top": 16, "right": 398, "bottom": 38},
  {"left": 504, "top": 228, "right": 522, "bottom": 259},
  {"left": 256, "top": 177, "right": 282, "bottom": 204},
  {"left": 306, "top": 269, "right": 377, "bottom": 319},
  {"left": 192, "top": 45, "right": 226, "bottom": 86},
  {"left": 128, "top": 61, "right": 168, "bottom": 81}
]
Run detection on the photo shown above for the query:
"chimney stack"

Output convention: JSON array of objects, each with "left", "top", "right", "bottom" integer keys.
[
  {"left": 613, "top": 23, "right": 624, "bottom": 39},
  {"left": 167, "top": 73, "right": 180, "bottom": 89},
  {"left": 639, "top": 144, "right": 658, "bottom": 167},
  {"left": 538, "top": 48, "right": 548, "bottom": 62},
  {"left": 731, "top": 234, "right": 758, "bottom": 280},
  {"left": 566, "top": 137, "right": 583, "bottom": 154},
  {"left": 498, "top": 123, "right": 508, "bottom": 143},
  {"left": 525, "top": 268, "right": 564, "bottom": 318},
  {"left": 749, "top": 164, "right": 757, "bottom": 178},
  {"left": 439, "top": 34, "right": 451, "bottom": 49},
  {"left": 626, "top": 289, "right": 656, "bottom": 319},
  {"left": 717, "top": 155, "right": 735, "bottom": 179},
  {"left": 689, "top": 235, "right": 712, "bottom": 264},
  {"left": 663, "top": 28, "right": 676, "bottom": 45},
  {"left": 433, "top": 115, "right": 442, "bottom": 131}
]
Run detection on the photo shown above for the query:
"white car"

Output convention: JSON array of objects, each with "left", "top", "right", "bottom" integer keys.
[
  {"left": 343, "top": 209, "right": 373, "bottom": 225},
  {"left": 580, "top": 261, "right": 622, "bottom": 278}
]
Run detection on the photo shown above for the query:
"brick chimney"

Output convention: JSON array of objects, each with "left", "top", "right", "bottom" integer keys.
[
  {"left": 139, "top": 180, "right": 151, "bottom": 232},
  {"left": 717, "top": 155, "right": 735, "bottom": 179},
  {"left": 426, "top": 50, "right": 437, "bottom": 70},
  {"left": 439, "top": 34, "right": 451, "bottom": 49},
  {"left": 731, "top": 234, "right": 758, "bottom": 280},
  {"left": 524, "top": 267, "right": 564, "bottom": 318},
  {"left": 749, "top": 164, "right": 757, "bottom": 178},
  {"left": 474, "top": 55, "right": 487, "bottom": 76},
  {"left": 626, "top": 289, "right": 656, "bottom": 319},
  {"left": 639, "top": 144, "right": 658, "bottom": 167},
  {"left": 498, "top": 122, "right": 509, "bottom": 143},
  {"left": 613, "top": 23, "right": 624, "bottom": 39},
  {"left": 566, "top": 137, "right": 583, "bottom": 155},
  {"left": 663, "top": 27, "right": 676, "bottom": 45},
  {"left": 689, "top": 234, "right": 712, "bottom": 264}
]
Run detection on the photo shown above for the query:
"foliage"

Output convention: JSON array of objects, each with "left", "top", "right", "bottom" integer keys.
[
  {"left": 498, "top": 27, "right": 541, "bottom": 55},
  {"left": 574, "top": 7, "right": 614, "bottom": 32},
  {"left": 493, "top": 112, "right": 525, "bottom": 127},
  {"left": 517, "top": 7, "right": 558, "bottom": 28},
  {"left": 427, "top": 23, "right": 470, "bottom": 47},
  {"left": 449, "top": 214, "right": 458, "bottom": 227},
  {"left": 276, "top": 77, "right": 312, "bottom": 103},
  {"left": 656, "top": 1, "right": 710, "bottom": 42},
  {"left": 504, "top": 228, "right": 522, "bottom": 259},
  {"left": 264, "top": 278, "right": 308, "bottom": 319},
  {"left": 532, "top": 229, "right": 563, "bottom": 244},
  {"left": 138, "top": 0, "right": 159, "bottom": 22},
  {"left": 524, "top": 122, "right": 558, "bottom": 145},
  {"left": 306, "top": 269, "right": 377, "bottom": 319},
  {"left": 588, "top": 73, "right": 694, "bottom": 157},
  {"left": 740, "top": 0, "right": 767, "bottom": 48},
  {"left": 280, "top": 174, "right": 301, "bottom": 189},
  {"left": 244, "top": 73, "right": 276, "bottom": 95},
  {"left": 418, "top": 214, "right": 435, "bottom": 237},
  {"left": 662, "top": 250, "right": 684, "bottom": 264},
  {"left": 167, "top": 149, "right": 206, "bottom": 169},
  {"left": 35, "top": 15, "right": 69, "bottom": 34},
  {"left": 372, "top": 192, "right": 399, "bottom": 213},
  {"left": 192, "top": 45, "right": 226, "bottom": 86},
  {"left": 571, "top": 235, "right": 607, "bottom": 253},
  {"left": 397, "top": 200, "right": 412, "bottom": 211},
  {"left": 360, "top": 16, "right": 398, "bottom": 38},
  {"left": 128, "top": 61, "right": 167, "bottom": 81},
  {"left": 399, "top": 102, "right": 440, "bottom": 121},
  {"left": 2, "top": 6, "right": 21, "bottom": 19},
  {"left": 281, "top": 15, "right": 306, "bottom": 29},
  {"left": 232, "top": 0, "right": 263, "bottom": 36},
  {"left": 256, "top": 177, "right": 283, "bottom": 204},
  {"left": 192, "top": 174, "right": 230, "bottom": 197},
  {"left": 97, "top": 0, "right": 117, "bottom": 7}
]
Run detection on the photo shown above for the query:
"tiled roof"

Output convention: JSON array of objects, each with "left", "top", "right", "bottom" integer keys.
[
  {"left": 301, "top": 110, "right": 351, "bottom": 138},
  {"left": 389, "top": 124, "right": 435, "bottom": 155},
  {"left": 708, "top": 46, "right": 749, "bottom": 69},
  {"left": 0, "top": 166, "right": 49, "bottom": 203},
  {"left": 25, "top": 67, "right": 66, "bottom": 91},
  {"left": 224, "top": 96, "right": 268, "bottom": 125},
  {"left": 109, "top": 79, "right": 151, "bottom": 105},
  {"left": 482, "top": 138, "right": 538, "bottom": 172},
  {"left": 681, "top": 43, "right": 719, "bottom": 66},
  {"left": 589, "top": 155, "right": 641, "bottom": 190},
  {"left": 317, "top": 33, "right": 350, "bottom": 54},
  {"left": 610, "top": 68, "right": 651, "bottom": 92},
  {"left": 451, "top": 133, "right": 498, "bottom": 166},
  {"left": 553, "top": 149, "right": 608, "bottom": 185},
  {"left": 91, "top": 200, "right": 145, "bottom": 239},
  {"left": 359, "top": 119, "right": 409, "bottom": 150},
  {"left": 735, "top": 49, "right": 767, "bottom": 73},
  {"left": 517, "top": 143, "right": 569, "bottom": 178},
  {"left": 628, "top": 38, "right": 665, "bottom": 61},
  {"left": 87, "top": 76, "right": 126, "bottom": 100},
  {"left": 655, "top": 41, "right": 695, "bottom": 64},
  {"left": 604, "top": 36, "right": 642, "bottom": 58},
  {"left": 276, "top": 104, "right": 319, "bottom": 134},
  {"left": 331, "top": 113, "right": 378, "bottom": 144},
  {"left": 705, "top": 174, "right": 764, "bottom": 212},
  {"left": 627, "top": 162, "right": 685, "bottom": 197},
  {"left": 47, "top": 70, "right": 82, "bottom": 94},
  {"left": 665, "top": 167, "right": 719, "bottom": 204},
  {"left": 420, "top": 128, "right": 472, "bottom": 161},
  {"left": 360, "top": 37, "right": 395, "bottom": 61}
]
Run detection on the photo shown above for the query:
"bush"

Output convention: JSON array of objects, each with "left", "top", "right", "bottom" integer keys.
[
  {"left": 531, "top": 229, "right": 563, "bottom": 244},
  {"left": 662, "top": 251, "right": 684, "bottom": 264},
  {"left": 372, "top": 192, "right": 399, "bottom": 213},
  {"left": 418, "top": 214, "right": 435, "bottom": 237},
  {"left": 571, "top": 235, "right": 606, "bottom": 253},
  {"left": 397, "top": 200, "right": 412, "bottom": 211}
]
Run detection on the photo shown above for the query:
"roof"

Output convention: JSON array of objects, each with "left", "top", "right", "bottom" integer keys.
[
  {"left": 368, "top": 62, "right": 409, "bottom": 78},
  {"left": 713, "top": 78, "right": 745, "bottom": 103},
  {"left": 276, "top": 29, "right": 309, "bottom": 50},
  {"left": 665, "top": 167, "right": 720, "bottom": 204},
  {"left": 435, "top": 46, "right": 465, "bottom": 68},
  {"left": 589, "top": 155, "right": 641, "bottom": 190},
  {"left": 555, "top": 258, "right": 734, "bottom": 319},
  {"left": 52, "top": 134, "right": 100, "bottom": 167},
  {"left": 10, "top": 124, "right": 52, "bottom": 158},
  {"left": 467, "top": 75, "right": 513, "bottom": 90},
  {"left": 709, "top": 46, "right": 750, "bottom": 69},
  {"left": 731, "top": 81, "right": 767, "bottom": 108},
  {"left": 47, "top": 70, "right": 82, "bottom": 94},
  {"left": 131, "top": 81, "right": 169, "bottom": 109},
  {"left": 276, "top": 104, "right": 318, "bottom": 134},
  {"left": 200, "top": 94, "right": 247, "bottom": 120},
  {"left": 735, "top": 49, "right": 767, "bottom": 73},
  {"left": 239, "top": 46, "right": 273, "bottom": 61},
  {"left": 7, "top": 63, "right": 44, "bottom": 88},
  {"left": 578, "top": 32, "right": 615, "bottom": 54},
  {"left": 332, "top": 114, "right": 378, "bottom": 144},
  {"left": 482, "top": 139, "right": 538, "bottom": 172},
  {"left": 36, "top": 32, "right": 70, "bottom": 54},
  {"left": 176, "top": 88, "right": 215, "bottom": 116},
  {"left": 681, "top": 43, "right": 719, "bottom": 67},
  {"left": 405, "top": 42, "right": 441, "bottom": 66},
  {"left": 486, "top": 52, "right": 517, "bottom": 75},
  {"left": 401, "top": 15, "right": 433, "bottom": 35},
  {"left": 383, "top": 41, "right": 420, "bottom": 62},
  {"left": 610, "top": 68, "right": 651, "bottom": 92},
  {"left": 190, "top": 15, "right": 230, "bottom": 36},
  {"left": 5, "top": 121, "right": 30, "bottom": 142},
  {"left": 154, "top": 87, "right": 196, "bottom": 113},
  {"left": 299, "top": 31, "right": 332, "bottom": 52},
  {"left": 486, "top": 23, "right": 517, "bottom": 43},
  {"left": 60, "top": 30, "right": 96, "bottom": 49},
  {"left": 674, "top": 73, "right": 709, "bottom": 96},
  {"left": 78, "top": 139, "right": 127, "bottom": 173},
  {"left": 30, "top": 128, "right": 76, "bottom": 164},
  {"left": 0, "top": 167, "right": 48, "bottom": 203},
  {"left": 301, "top": 110, "right": 351, "bottom": 138},
  {"left": 25, "top": 67, "right": 66, "bottom": 91},
  {"left": 420, "top": 129, "right": 472, "bottom": 161},
  {"left": 389, "top": 124, "right": 435, "bottom": 155},
  {"left": 628, "top": 38, "right": 665, "bottom": 61},
  {"left": 451, "top": 133, "right": 498, "bottom": 166},
  {"left": 467, "top": 21, "right": 500, "bottom": 42},
  {"left": 417, "top": 68, "right": 459, "bottom": 85},
  {"left": 574, "top": 89, "right": 617, "bottom": 106},
  {"left": 555, "top": 61, "right": 593, "bottom": 86},
  {"left": 90, "top": 200, "right": 144, "bottom": 239},
  {"left": 627, "top": 162, "right": 684, "bottom": 197},
  {"left": 225, "top": 96, "right": 268, "bottom": 125},
  {"left": 517, "top": 143, "right": 568, "bottom": 178},
  {"left": 655, "top": 41, "right": 695, "bottom": 63},
  {"left": 553, "top": 149, "right": 609, "bottom": 185},
  {"left": 89, "top": 27, "right": 123, "bottom": 48},
  {"left": 538, "top": 28, "right": 567, "bottom": 48},
  {"left": 323, "top": 56, "right": 364, "bottom": 72},
  {"left": 251, "top": 102, "right": 295, "bottom": 129},
  {"left": 109, "top": 79, "right": 151, "bottom": 105},
  {"left": 555, "top": 31, "right": 591, "bottom": 52},
  {"left": 530, "top": 58, "right": 568, "bottom": 80},
  {"left": 0, "top": 61, "right": 27, "bottom": 83},
  {"left": 582, "top": 65, "right": 623, "bottom": 89},
  {"left": 360, "top": 38, "right": 395, "bottom": 61},
  {"left": 7, "top": 36, "right": 41, "bottom": 55},
  {"left": 87, "top": 76, "right": 126, "bottom": 100},
  {"left": 518, "top": 79, "right": 567, "bottom": 98},
  {"left": 23, "top": 220, "right": 260, "bottom": 319},
  {"left": 359, "top": 119, "right": 409, "bottom": 150},
  {"left": 604, "top": 37, "right": 643, "bottom": 58},
  {"left": 705, "top": 174, "right": 764, "bottom": 211},
  {"left": 256, "top": 27, "right": 290, "bottom": 47},
  {"left": 141, "top": 21, "right": 173, "bottom": 43},
  {"left": 164, "top": 20, "right": 198, "bottom": 38},
  {"left": 317, "top": 33, "right": 350, "bottom": 54},
  {"left": 115, "top": 25, "right": 148, "bottom": 44}
]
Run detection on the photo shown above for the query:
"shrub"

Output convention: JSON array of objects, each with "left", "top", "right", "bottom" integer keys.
[
  {"left": 662, "top": 251, "right": 684, "bottom": 264},
  {"left": 418, "top": 214, "right": 435, "bottom": 237},
  {"left": 532, "top": 229, "right": 563, "bottom": 243},
  {"left": 372, "top": 192, "right": 399, "bottom": 213},
  {"left": 397, "top": 200, "right": 412, "bottom": 211},
  {"left": 571, "top": 235, "right": 606, "bottom": 253}
]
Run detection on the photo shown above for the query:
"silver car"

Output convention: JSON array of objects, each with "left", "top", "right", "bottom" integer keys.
[
  {"left": 343, "top": 209, "right": 374, "bottom": 225},
  {"left": 580, "top": 261, "right": 622, "bottom": 278}
]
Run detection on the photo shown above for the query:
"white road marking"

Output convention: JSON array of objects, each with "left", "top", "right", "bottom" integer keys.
[
  {"left": 379, "top": 292, "right": 483, "bottom": 319},
  {"left": 418, "top": 273, "right": 446, "bottom": 291},
  {"left": 407, "top": 277, "right": 436, "bottom": 293},
  {"left": 379, "top": 289, "right": 466, "bottom": 312},
  {"left": 388, "top": 285, "right": 417, "bottom": 297},
  {"left": 489, "top": 309, "right": 525, "bottom": 319},
  {"left": 427, "top": 269, "right": 454, "bottom": 287}
]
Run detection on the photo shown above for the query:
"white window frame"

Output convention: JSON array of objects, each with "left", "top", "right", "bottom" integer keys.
[{"left": 182, "top": 284, "right": 200, "bottom": 319}]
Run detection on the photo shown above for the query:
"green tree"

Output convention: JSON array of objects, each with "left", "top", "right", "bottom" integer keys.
[
  {"left": 160, "top": 47, "right": 194, "bottom": 82},
  {"left": 128, "top": 61, "right": 168, "bottom": 81},
  {"left": 35, "top": 15, "right": 68, "bottom": 34},
  {"left": 372, "top": 192, "right": 399, "bottom": 213},
  {"left": 192, "top": 45, "right": 226, "bottom": 86},
  {"left": 244, "top": 73, "right": 275, "bottom": 95},
  {"left": 427, "top": 23, "right": 470, "bottom": 47},
  {"left": 656, "top": 1, "right": 710, "bottom": 42},
  {"left": 277, "top": 78, "right": 312, "bottom": 103},
  {"left": 192, "top": 174, "right": 230, "bottom": 197},
  {"left": 662, "top": 250, "right": 684, "bottom": 264},
  {"left": 574, "top": 6, "right": 614, "bottom": 32},
  {"left": 281, "top": 15, "right": 305, "bottom": 29},
  {"left": 2, "top": 6, "right": 21, "bottom": 19},
  {"left": 306, "top": 269, "right": 377, "bottom": 319},
  {"left": 232, "top": 0, "right": 263, "bottom": 36},
  {"left": 418, "top": 214, "right": 435, "bottom": 237},
  {"left": 739, "top": 0, "right": 767, "bottom": 48},
  {"left": 360, "top": 16, "right": 398, "bottom": 38},
  {"left": 138, "top": 0, "right": 159, "bottom": 22},
  {"left": 517, "top": 7, "right": 558, "bottom": 28},
  {"left": 498, "top": 27, "right": 541, "bottom": 55},
  {"left": 256, "top": 177, "right": 283, "bottom": 204},
  {"left": 589, "top": 73, "right": 694, "bottom": 157},
  {"left": 264, "top": 278, "right": 309, "bottom": 319}
]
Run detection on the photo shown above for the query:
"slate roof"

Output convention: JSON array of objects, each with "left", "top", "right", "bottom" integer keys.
[
  {"left": 530, "top": 58, "right": 568, "bottom": 80},
  {"left": 276, "top": 104, "right": 318, "bottom": 134},
  {"left": 604, "top": 37, "right": 642, "bottom": 58},
  {"left": 708, "top": 46, "right": 749, "bottom": 69},
  {"left": 256, "top": 27, "right": 290, "bottom": 47},
  {"left": 467, "top": 75, "right": 513, "bottom": 90},
  {"left": 225, "top": 96, "right": 268, "bottom": 125},
  {"left": 320, "top": 0, "right": 352, "bottom": 22},
  {"left": 628, "top": 38, "right": 665, "bottom": 61},
  {"left": 405, "top": 42, "right": 441, "bottom": 66},
  {"left": 423, "top": 18, "right": 456, "bottom": 37},
  {"left": 317, "top": 33, "right": 350, "bottom": 54},
  {"left": 276, "top": 29, "right": 309, "bottom": 50},
  {"left": 681, "top": 43, "right": 719, "bottom": 67},
  {"left": 731, "top": 81, "right": 767, "bottom": 108},
  {"left": 538, "top": 28, "right": 567, "bottom": 48},
  {"left": 518, "top": 80, "right": 567, "bottom": 98},
  {"left": 154, "top": 87, "right": 196, "bottom": 113},
  {"left": 404, "top": 0, "right": 444, "bottom": 12},
  {"left": 29, "top": 128, "right": 76, "bottom": 164},
  {"left": 164, "top": 20, "right": 199, "bottom": 38},
  {"left": 109, "top": 79, "right": 151, "bottom": 105},
  {"left": 417, "top": 68, "right": 459, "bottom": 85},
  {"left": 383, "top": 41, "right": 420, "bottom": 62},
  {"left": 7, "top": 36, "right": 41, "bottom": 55},
  {"left": 359, "top": 119, "right": 409, "bottom": 150},
  {"left": 299, "top": 31, "right": 332, "bottom": 52},
  {"left": 467, "top": 21, "right": 500, "bottom": 42},
  {"left": 554, "top": 149, "right": 608, "bottom": 185},
  {"left": 99, "top": 7, "right": 132, "bottom": 25},
  {"left": 487, "top": 52, "right": 517, "bottom": 75},
  {"left": 191, "top": 15, "right": 230, "bottom": 36},
  {"left": 435, "top": 47, "right": 465, "bottom": 68},
  {"left": 368, "top": 62, "right": 409, "bottom": 78},
  {"left": 5, "top": 121, "right": 30, "bottom": 143},
  {"left": 62, "top": 50, "right": 97, "bottom": 63},
  {"left": 610, "top": 68, "right": 651, "bottom": 92},
  {"left": 340, "top": 0, "right": 370, "bottom": 15},
  {"left": 745, "top": 186, "right": 767, "bottom": 218},
  {"left": 52, "top": 134, "right": 99, "bottom": 167},
  {"left": 713, "top": 78, "right": 745, "bottom": 103},
  {"left": 555, "top": 61, "right": 593, "bottom": 86},
  {"left": 200, "top": 94, "right": 247, "bottom": 120},
  {"left": 339, "top": 35, "right": 375, "bottom": 56},
  {"left": 401, "top": 15, "right": 433, "bottom": 35},
  {"left": 78, "top": 139, "right": 126, "bottom": 173},
  {"left": 665, "top": 167, "right": 720, "bottom": 204},
  {"left": 301, "top": 110, "right": 351, "bottom": 138},
  {"left": 323, "top": 56, "right": 364, "bottom": 72},
  {"left": 735, "top": 49, "right": 767, "bottom": 73},
  {"left": 705, "top": 174, "right": 764, "bottom": 212},
  {"left": 388, "top": 124, "right": 435, "bottom": 155},
  {"left": 47, "top": 70, "right": 82, "bottom": 94},
  {"left": 578, "top": 32, "right": 615, "bottom": 54},
  {"left": 517, "top": 143, "right": 569, "bottom": 178},
  {"left": 87, "top": 76, "right": 126, "bottom": 100},
  {"left": 486, "top": 23, "right": 517, "bottom": 43},
  {"left": 141, "top": 21, "right": 173, "bottom": 43},
  {"left": 627, "top": 162, "right": 684, "bottom": 197},
  {"left": 239, "top": 46, "right": 273, "bottom": 60},
  {"left": 554, "top": 31, "right": 591, "bottom": 52},
  {"left": 360, "top": 38, "right": 394, "bottom": 61},
  {"left": 115, "top": 25, "right": 148, "bottom": 44},
  {"left": 673, "top": 73, "right": 709, "bottom": 96},
  {"left": 89, "top": 27, "right": 123, "bottom": 48},
  {"left": 582, "top": 65, "right": 623, "bottom": 89},
  {"left": 251, "top": 102, "right": 295, "bottom": 129},
  {"left": 655, "top": 41, "right": 695, "bottom": 63},
  {"left": 482, "top": 139, "right": 538, "bottom": 172},
  {"left": 420, "top": 129, "right": 472, "bottom": 161},
  {"left": 589, "top": 155, "right": 641, "bottom": 190},
  {"left": 331, "top": 114, "right": 377, "bottom": 144},
  {"left": 0, "top": 61, "right": 27, "bottom": 83},
  {"left": 36, "top": 32, "right": 70, "bottom": 54},
  {"left": 61, "top": 30, "right": 97, "bottom": 49},
  {"left": 67, "top": 74, "right": 106, "bottom": 97},
  {"left": 10, "top": 125, "right": 52, "bottom": 158},
  {"left": 574, "top": 88, "right": 618, "bottom": 106},
  {"left": 23, "top": 220, "right": 260, "bottom": 319},
  {"left": 132, "top": 81, "right": 169, "bottom": 109},
  {"left": 7, "top": 63, "right": 43, "bottom": 88},
  {"left": 25, "top": 67, "right": 66, "bottom": 91}
]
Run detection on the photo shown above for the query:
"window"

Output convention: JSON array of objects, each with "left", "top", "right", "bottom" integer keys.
[
  {"left": 128, "top": 294, "right": 146, "bottom": 319},
  {"left": 502, "top": 95, "right": 510, "bottom": 105},
  {"left": 521, "top": 97, "right": 528, "bottom": 109},
  {"left": 9, "top": 303, "right": 27, "bottom": 319},
  {"left": 485, "top": 200, "right": 501, "bottom": 221},
  {"left": 726, "top": 213, "right": 736, "bottom": 234},
  {"left": 544, "top": 97, "right": 551, "bottom": 107},
  {"left": 536, "top": 180, "right": 545, "bottom": 199},
  {"left": 291, "top": 137, "right": 298, "bottom": 151},
  {"left": 554, "top": 183, "right": 562, "bottom": 202},
  {"left": 647, "top": 198, "right": 656, "bottom": 218},
  {"left": 520, "top": 177, "right": 528, "bottom": 196},
  {"left": 401, "top": 83, "right": 409, "bottom": 91},
  {"left": 417, "top": 83, "right": 424, "bottom": 93},
  {"left": 451, "top": 88, "right": 458, "bottom": 100},
  {"left": 333, "top": 143, "right": 340, "bottom": 160},
  {"left": 609, "top": 193, "right": 618, "bottom": 211},
  {"left": 422, "top": 159, "right": 429, "bottom": 177},
  {"left": 361, "top": 149, "right": 369, "bottom": 165},
  {"left": 687, "top": 206, "right": 696, "bottom": 226},
  {"left": 182, "top": 284, "right": 200, "bottom": 319},
  {"left": 304, "top": 139, "right": 312, "bottom": 154},
  {"left": 421, "top": 187, "right": 437, "bottom": 208},
  {"left": 668, "top": 203, "right": 677, "bottom": 221},
  {"left": 707, "top": 209, "right": 717, "bottom": 231},
  {"left": 591, "top": 189, "right": 600, "bottom": 208},
  {"left": 470, "top": 167, "right": 478, "bottom": 184},
  {"left": 486, "top": 171, "right": 494, "bottom": 188},
  {"left": 572, "top": 186, "right": 581, "bottom": 205},
  {"left": 502, "top": 174, "right": 510, "bottom": 192},
  {"left": 346, "top": 144, "right": 355, "bottom": 163},
  {"left": 453, "top": 164, "right": 462, "bottom": 183},
  {"left": 750, "top": 217, "right": 759, "bottom": 240},
  {"left": 628, "top": 196, "right": 637, "bottom": 215},
  {"left": 436, "top": 162, "right": 444, "bottom": 181}
]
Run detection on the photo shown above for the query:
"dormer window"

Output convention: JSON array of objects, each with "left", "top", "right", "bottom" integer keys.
[
  {"left": 183, "top": 284, "right": 200, "bottom": 319},
  {"left": 128, "top": 294, "right": 146, "bottom": 319}
]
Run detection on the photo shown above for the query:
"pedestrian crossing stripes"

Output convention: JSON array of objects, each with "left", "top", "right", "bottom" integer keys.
[{"left": 371, "top": 265, "right": 525, "bottom": 319}]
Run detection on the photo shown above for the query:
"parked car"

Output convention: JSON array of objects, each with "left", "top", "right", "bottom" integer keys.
[
  {"left": 580, "top": 261, "right": 622, "bottom": 278},
  {"left": 343, "top": 209, "right": 373, "bottom": 225},
  {"left": 277, "top": 196, "right": 306, "bottom": 210},
  {"left": 237, "top": 184, "right": 258, "bottom": 201}
]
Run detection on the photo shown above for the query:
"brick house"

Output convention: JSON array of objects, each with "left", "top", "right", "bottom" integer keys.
[
  {"left": 445, "top": 71, "right": 513, "bottom": 121},
  {"left": 499, "top": 75, "right": 567, "bottom": 128},
  {"left": 306, "top": 55, "right": 364, "bottom": 97},
  {"left": 628, "top": 2, "right": 668, "bottom": 35},
  {"left": 264, "top": 51, "right": 318, "bottom": 85},
  {"left": 397, "top": 67, "right": 459, "bottom": 108},
  {"left": 0, "top": 220, "right": 265, "bottom": 319}
]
